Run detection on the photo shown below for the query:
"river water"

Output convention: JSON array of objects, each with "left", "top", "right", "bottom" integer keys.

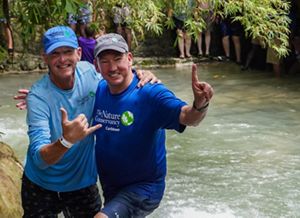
[{"left": 0, "top": 62, "right": 300, "bottom": 217}]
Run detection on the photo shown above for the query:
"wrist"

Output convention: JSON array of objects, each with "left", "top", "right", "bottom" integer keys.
[
  {"left": 192, "top": 101, "right": 209, "bottom": 112},
  {"left": 59, "top": 136, "right": 74, "bottom": 149}
]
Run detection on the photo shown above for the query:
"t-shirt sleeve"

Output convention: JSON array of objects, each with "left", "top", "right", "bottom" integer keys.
[
  {"left": 148, "top": 84, "right": 187, "bottom": 133},
  {"left": 26, "top": 92, "right": 51, "bottom": 169}
]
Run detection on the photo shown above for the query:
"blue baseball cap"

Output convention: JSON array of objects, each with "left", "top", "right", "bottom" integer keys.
[{"left": 43, "top": 26, "right": 79, "bottom": 54}]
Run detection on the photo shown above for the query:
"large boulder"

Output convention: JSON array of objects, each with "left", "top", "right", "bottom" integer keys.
[{"left": 0, "top": 141, "right": 23, "bottom": 217}]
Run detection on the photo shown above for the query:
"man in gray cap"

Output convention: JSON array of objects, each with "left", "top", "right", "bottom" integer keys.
[{"left": 93, "top": 33, "right": 214, "bottom": 218}]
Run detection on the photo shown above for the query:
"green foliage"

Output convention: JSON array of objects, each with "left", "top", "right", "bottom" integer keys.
[
  {"left": 167, "top": 0, "right": 291, "bottom": 57},
  {"left": 12, "top": 0, "right": 81, "bottom": 45},
  {"left": 8, "top": 0, "right": 292, "bottom": 57},
  {"left": 0, "top": 46, "right": 7, "bottom": 62},
  {"left": 219, "top": 0, "right": 291, "bottom": 57}
]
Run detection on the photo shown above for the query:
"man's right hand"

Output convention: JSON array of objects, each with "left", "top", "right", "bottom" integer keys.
[
  {"left": 60, "top": 108, "right": 101, "bottom": 144},
  {"left": 14, "top": 89, "right": 29, "bottom": 110}
]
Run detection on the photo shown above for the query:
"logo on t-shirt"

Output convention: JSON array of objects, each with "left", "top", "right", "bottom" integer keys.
[
  {"left": 89, "top": 91, "right": 95, "bottom": 97},
  {"left": 121, "top": 111, "right": 134, "bottom": 126}
]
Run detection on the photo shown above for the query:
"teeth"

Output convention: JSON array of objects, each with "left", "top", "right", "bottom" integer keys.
[
  {"left": 58, "top": 65, "right": 69, "bottom": 69},
  {"left": 109, "top": 72, "right": 119, "bottom": 78}
]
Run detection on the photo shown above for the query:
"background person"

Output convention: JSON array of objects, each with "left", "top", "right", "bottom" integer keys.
[
  {"left": 78, "top": 24, "right": 96, "bottom": 64},
  {"left": 67, "top": 0, "right": 93, "bottom": 37},
  {"left": 171, "top": 6, "right": 192, "bottom": 59},
  {"left": 0, "top": 0, "right": 14, "bottom": 62},
  {"left": 196, "top": 0, "right": 214, "bottom": 58},
  {"left": 112, "top": 3, "right": 132, "bottom": 51},
  {"left": 219, "top": 16, "right": 243, "bottom": 64}
]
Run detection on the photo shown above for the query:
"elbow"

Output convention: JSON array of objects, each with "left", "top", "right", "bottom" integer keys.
[
  {"left": 190, "top": 119, "right": 202, "bottom": 127},
  {"left": 31, "top": 149, "right": 50, "bottom": 170},
  {"left": 181, "top": 113, "right": 206, "bottom": 126}
]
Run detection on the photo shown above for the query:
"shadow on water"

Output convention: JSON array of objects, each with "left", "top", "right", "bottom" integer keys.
[{"left": 1, "top": 62, "right": 300, "bottom": 217}]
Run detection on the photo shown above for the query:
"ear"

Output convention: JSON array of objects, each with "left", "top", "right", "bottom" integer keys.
[
  {"left": 76, "top": 47, "right": 82, "bottom": 61},
  {"left": 127, "top": 52, "right": 133, "bottom": 67},
  {"left": 94, "top": 58, "right": 101, "bottom": 73}
]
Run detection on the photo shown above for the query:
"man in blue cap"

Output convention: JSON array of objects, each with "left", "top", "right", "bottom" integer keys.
[
  {"left": 21, "top": 25, "right": 158, "bottom": 217},
  {"left": 21, "top": 25, "right": 102, "bottom": 217}
]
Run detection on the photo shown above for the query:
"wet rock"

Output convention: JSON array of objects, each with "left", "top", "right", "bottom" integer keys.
[
  {"left": 39, "top": 61, "right": 47, "bottom": 70},
  {"left": 20, "top": 57, "right": 39, "bottom": 71},
  {"left": 0, "top": 141, "right": 23, "bottom": 217}
]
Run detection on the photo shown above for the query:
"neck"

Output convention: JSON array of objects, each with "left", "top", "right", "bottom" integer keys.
[{"left": 50, "top": 73, "right": 75, "bottom": 90}]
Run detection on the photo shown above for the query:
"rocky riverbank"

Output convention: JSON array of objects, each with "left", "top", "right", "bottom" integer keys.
[
  {"left": 0, "top": 141, "right": 23, "bottom": 217},
  {"left": 0, "top": 52, "right": 217, "bottom": 75}
]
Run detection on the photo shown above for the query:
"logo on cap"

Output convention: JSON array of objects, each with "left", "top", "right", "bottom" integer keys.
[{"left": 112, "top": 37, "right": 118, "bottom": 43}]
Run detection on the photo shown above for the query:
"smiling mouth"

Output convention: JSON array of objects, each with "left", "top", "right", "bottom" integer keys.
[
  {"left": 58, "top": 64, "right": 72, "bottom": 69},
  {"left": 108, "top": 72, "right": 120, "bottom": 78}
]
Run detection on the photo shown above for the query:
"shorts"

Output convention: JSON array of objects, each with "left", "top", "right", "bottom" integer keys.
[
  {"left": 78, "top": 6, "right": 92, "bottom": 24},
  {"left": 201, "top": 12, "right": 213, "bottom": 32},
  {"left": 66, "top": 13, "right": 77, "bottom": 25},
  {"left": 21, "top": 174, "right": 101, "bottom": 218},
  {"left": 251, "top": 37, "right": 266, "bottom": 48},
  {"left": 266, "top": 38, "right": 281, "bottom": 65},
  {"left": 221, "top": 20, "right": 242, "bottom": 37},
  {"left": 173, "top": 16, "right": 186, "bottom": 32},
  {"left": 0, "top": 17, "right": 7, "bottom": 24},
  {"left": 66, "top": 6, "right": 92, "bottom": 25},
  {"left": 77, "top": 14, "right": 92, "bottom": 24},
  {"left": 101, "top": 190, "right": 161, "bottom": 218},
  {"left": 114, "top": 22, "right": 129, "bottom": 29}
]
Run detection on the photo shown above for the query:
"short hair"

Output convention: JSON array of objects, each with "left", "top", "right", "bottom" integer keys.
[{"left": 85, "top": 25, "right": 96, "bottom": 38}]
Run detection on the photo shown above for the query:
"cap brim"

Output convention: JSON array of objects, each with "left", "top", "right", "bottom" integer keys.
[
  {"left": 95, "top": 45, "right": 127, "bottom": 57},
  {"left": 45, "top": 42, "right": 78, "bottom": 54}
]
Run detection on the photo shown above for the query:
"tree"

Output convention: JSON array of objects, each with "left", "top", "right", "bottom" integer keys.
[
  {"left": 6, "top": 0, "right": 292, "bottom": 57},
  {"left": 12, "top": 0, "right": 81, "bottom": 45}
]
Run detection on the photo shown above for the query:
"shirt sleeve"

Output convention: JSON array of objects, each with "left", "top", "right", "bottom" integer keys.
[
  {"left": 148, "top": 84, "right": 187, "bottom": 133},
  {"left": 26, "top": 92, "right": 51, "bottom": 169}
]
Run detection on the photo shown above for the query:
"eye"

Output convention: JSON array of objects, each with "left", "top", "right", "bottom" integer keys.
[
  {"left": 100, "top": 60, "right": 108, "bottom": 64},
  {"left": 115, "top": 56, "right": 122, "bottom": 61},
  {"left": 64, "top": 49, "right": 74, "bottom": 55},
  {"left": 49, "top": 52, "right": 59, "bottom": 58}
]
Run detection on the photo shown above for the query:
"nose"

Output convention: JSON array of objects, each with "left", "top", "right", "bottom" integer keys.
[
  {"left": 108, "top": 61, "right": 118, "bottom": 71},
  {"left": 58, "top": 53, "right": 66, "bottom": 62}
]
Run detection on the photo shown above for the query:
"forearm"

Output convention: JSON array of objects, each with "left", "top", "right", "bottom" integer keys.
[
  {"left": 39, "top": 140, "right": 69, "bottom": 165},
  {"left": 179, "top": 104, "right": 208, "bottom": 126}
]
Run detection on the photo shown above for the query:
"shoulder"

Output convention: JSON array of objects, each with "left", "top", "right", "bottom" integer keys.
[
  {"left": 96, "top": 79, "right": 108, "bottom": 91},
  {"left": 76, "top": 61, "right": 95, "bottom": 72},
  {"left": 138, "top": 82, "right": 173, "bottom": 100},
  {"left": 27, "top": 75, "right": 52, "bottom": 109},
  {"left": 76, "top": 61, "right": 102, "bottom": 80},
  {"left": 78, "top": 36, "right": 85, "bottom": 43},
  {"left": 29, "top": 74, "right": 50, "bottom": 95}
]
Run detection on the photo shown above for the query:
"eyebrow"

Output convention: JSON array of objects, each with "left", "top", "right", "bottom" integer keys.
[{"left": 50, "top": 48, "right": 75, "bottom": 55}]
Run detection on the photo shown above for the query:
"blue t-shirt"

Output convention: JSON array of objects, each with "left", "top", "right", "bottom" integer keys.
[
  {"left": 93, "top": 71, "right": 186, "bottom": 201},
  {"left": 25, "top": 61, "right": 102, "bottom": 192}
]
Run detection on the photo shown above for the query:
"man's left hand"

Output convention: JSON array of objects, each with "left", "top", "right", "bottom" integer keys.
[
  {"left": 136, "top": 69, "right": 161, "bottom": 87},
  {"left": 191, "top": 64, "right": 214, "bottom": 109}
]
